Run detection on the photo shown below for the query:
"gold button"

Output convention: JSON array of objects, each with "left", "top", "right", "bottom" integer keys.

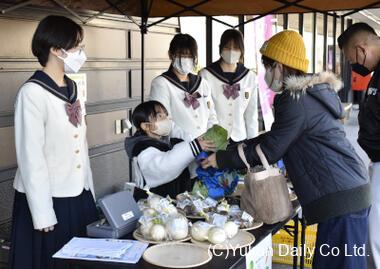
[
  {"left": 76, "top": 164, "right": 81, "bottom": 169},
  {"left": 75, "top": 150, "right": 80, "bottom": 154},
  {"left": 74, "top": 134, "right": 79, "bottom": 138}
]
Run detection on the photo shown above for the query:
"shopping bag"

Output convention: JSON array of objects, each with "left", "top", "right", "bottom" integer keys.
[{"left": 238, "top": 144, "right": 292, "bottom": 224}]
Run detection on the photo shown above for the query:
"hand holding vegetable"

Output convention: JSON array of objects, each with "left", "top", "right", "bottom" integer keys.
[
  {"left": 201, "top": 153, "right": 218, "bottom": 169},
  {"left": 197, "top": 136, "right": 217, "bottom": 152},
  {"left": 203, "top": 125, "right": 228, "bottom": 151}
]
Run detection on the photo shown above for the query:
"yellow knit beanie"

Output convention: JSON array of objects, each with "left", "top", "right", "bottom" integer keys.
[{"left": 260, "top": 30, "right": 309, "bottom": 73}]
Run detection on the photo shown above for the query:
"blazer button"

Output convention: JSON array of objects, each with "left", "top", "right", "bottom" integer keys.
[
  {"left": 76, "top": 164, "right": 81, "bottom": 169},
  {"left": 75, "top": 150, "right": 80, "bottom": 154},
  {"left": 229, "top": 103, "right": 233, "bottom": 106},
  {"left": 74, "top": 134, "right": 79, "bottom": 138},
  {"left": 229, "top": 113, "right": 232, "bottom": 116},
  {"left": 197, "top": 126, "right": 201, "bottom": 129}
]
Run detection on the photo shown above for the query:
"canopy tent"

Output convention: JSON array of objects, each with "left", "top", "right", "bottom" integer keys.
[
  {"left": 2, "top": 0, "right": 380, "bottom": 101},
  {"left": 3, "top": 0, "right": 380, "bottom": 20}
]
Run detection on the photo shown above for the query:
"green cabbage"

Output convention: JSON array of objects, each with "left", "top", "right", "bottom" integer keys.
[
  {"left": 203, "top": 125, "right": 228, "bottom": 151},
  {"left": 192, "top": 180, "right": 208, "bottom": 198}
]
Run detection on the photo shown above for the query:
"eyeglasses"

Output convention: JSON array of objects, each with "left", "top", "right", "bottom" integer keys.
[{"left": 61, "top": 44, "right": 86, "bottom": 55}]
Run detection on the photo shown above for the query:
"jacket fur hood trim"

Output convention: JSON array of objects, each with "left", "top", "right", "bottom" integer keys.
[{"left": 284, "top": 72, "right": 343, "bottom": 95}]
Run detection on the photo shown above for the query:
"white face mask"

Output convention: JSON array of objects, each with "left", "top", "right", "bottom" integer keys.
[
  {"left": 58, "top": 49, "right": 87, "bottom": 73},
  {"left": 264, "top": 64, "right": 283, "bottom": 92},
  {"left": 221, "top": 50, "right": 241, "bottom": 64},
  {"left": 172, "top": 57, "right": 194, "bottom": 75},
  {"left": 152, "top": 118, "right": 172, "bottom": 136}
]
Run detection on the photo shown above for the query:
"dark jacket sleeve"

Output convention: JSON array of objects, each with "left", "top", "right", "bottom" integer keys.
[
  {"left": 216, "top": 92, "right": 306, "bottom": 169},
  {"left": 216, "top": 134, "right": 265, "bottom": 169}
]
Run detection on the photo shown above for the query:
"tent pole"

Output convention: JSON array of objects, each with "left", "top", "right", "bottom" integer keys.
[
  {"left": 340, "top": 18, "right": 353, "bottom": 103},
  {"left": 323, "top": 13, "right": 328, "bottom": 71},
  {"left": 238, "top": 15, "right": 244, "bottom": 34},
  {"left": 206, "top": 16, "right": 213, "bottom": 66},
  {"left": 312, "top": 12, "right": 316, "bottom": 74},
  {"left": 141, "top": 27, "right": 145, "bottom": 103},
  {"left": 238, "top": 16, "right": 245, "bottom": 64},
  {"left": 140, "top": 0, "right": 149, "bottom": 103},
  {"left": 332, "top": 14, "right": 337, "bottom": 73},
  {"left": 298, "top": 13, "right": 304, "bottom": 36},
  {"left": 283, "top": 14, "right": 289, "bottom": 29},
  {"left": 340, "top": 16, "right": 345, "bottom": 82}
]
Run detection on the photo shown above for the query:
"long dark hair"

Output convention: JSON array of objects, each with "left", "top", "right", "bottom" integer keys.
[
  {"left": 132, "top": 101, "right": 168, "bottom": 135},
  {"left": 168, "top": 33, "right": 198, "bottom": 65},
  {"left": 219, "top": 29, "right": 245, "bottom": 62}
]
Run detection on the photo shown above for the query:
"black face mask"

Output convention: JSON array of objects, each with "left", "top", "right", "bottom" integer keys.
[{"left": 351, "top": 47, "right": 371, "bottom": 77}]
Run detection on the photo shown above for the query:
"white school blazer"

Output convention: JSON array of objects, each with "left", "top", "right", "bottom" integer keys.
[
  {"left": 13, "top": 82, "right": 94, "bottom": 229},
  {"left": 199, "top": 67, "right": 259, "bottom": 142},
  {"left": 150, "top": 75, "right": 218, "bottom": 140},
  {"left": 132, "top": 122, "right": 199, "bottom": 189}
]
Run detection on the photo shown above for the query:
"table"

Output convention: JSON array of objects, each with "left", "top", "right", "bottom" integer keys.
[{"left": 57, "top": 201, "right": 306, "bottom": 269}]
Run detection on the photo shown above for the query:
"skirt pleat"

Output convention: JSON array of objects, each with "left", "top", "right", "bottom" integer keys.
[{"left": 8, "top": 190, "right": 98, "bottom": 269}]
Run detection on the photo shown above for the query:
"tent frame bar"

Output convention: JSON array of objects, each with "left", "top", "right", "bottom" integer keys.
[
  {"left": 157, "top": 0, "right": 234, "bottom": 28},
  {"left": 1, "top": 0, "right": 33, "bottom": 14},
  {"left": 50, "top": 0, "right": 86, "bottom": 23},
  {"left": 2, "top": 0, "right": 380, "bottom": 101},
  {"left": 275, "top": 0, "right": 340, "bottom": 18},
  {"left": 341, "top": 0, "right": 380, "bottom": 17},
  {"left": 234, "top": 0, "right": 305, "bottom": 28}
]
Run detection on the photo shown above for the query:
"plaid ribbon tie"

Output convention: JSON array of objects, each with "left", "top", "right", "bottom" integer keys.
[
  {"left": 184, "top": 92, "right": 201, "bottom": 109},
  {"left": 65, "top": 100, "right": 82, "bottom": 127},
  {"left": 223, "top": 83, "right": 240, "bottom": 99}
]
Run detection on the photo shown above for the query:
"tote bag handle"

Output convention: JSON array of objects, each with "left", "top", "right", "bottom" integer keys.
[{"left": 237, "top": 144, "right": 271, "bottom": 171}]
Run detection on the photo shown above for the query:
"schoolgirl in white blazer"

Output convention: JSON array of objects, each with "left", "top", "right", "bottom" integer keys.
[
  {"left": 150, "top": 33, "right": 218, "bottom": 140},
  {"left": 9, "top": 16, "right": 97, "bottom": 269},
  {"left": 125, "top": 101, "right": 215, "bottom": 198},
  {"left": 199, "top": 29, "right": 259, "bottom": 142}
]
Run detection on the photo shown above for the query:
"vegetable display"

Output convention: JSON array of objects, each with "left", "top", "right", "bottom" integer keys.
[{"left": 136, "top": 192, "right": 190, "bottom": 242}]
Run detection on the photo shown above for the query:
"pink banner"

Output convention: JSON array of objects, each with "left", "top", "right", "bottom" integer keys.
[{"left": 253, "top": 15, "right": 275, "bottom": 130}]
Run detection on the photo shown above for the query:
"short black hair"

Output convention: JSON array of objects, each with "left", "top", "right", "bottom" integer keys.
[
  {"left": 219, "top": 29, "right": 245, "bottom": 62},
  {"left": 132, "top": 101, "right": 168, "bottom": 134},
  {"left": 169, "top": 33, "right": 198, "bottom": 65},
  {"left": 338, "top": 22, "right": 377, "bottom": 49},
  {"left": 32, "top": 15, "right": 83, "bottom": 66}
]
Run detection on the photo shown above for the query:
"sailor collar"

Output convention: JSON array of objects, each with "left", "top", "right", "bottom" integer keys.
[
  {"left": 206, "top": 61, "right": 249, "bottom": 85},
  {"left": 161, "top": 67, "right": 202, "bottom": 94},
  {"left": 27, "top": 70, "right": 77, "bottom": 104}
]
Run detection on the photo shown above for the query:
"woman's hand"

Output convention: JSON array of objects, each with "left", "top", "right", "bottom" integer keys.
[
  {"left": 201, "top": 153, "right": 218, "bottom": 169},
  {"left": 39, "top": 225, "right": 54, "bottom": 233},
  {"left": 197, "top": 136, "right": 216, "bottom": 152}
]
